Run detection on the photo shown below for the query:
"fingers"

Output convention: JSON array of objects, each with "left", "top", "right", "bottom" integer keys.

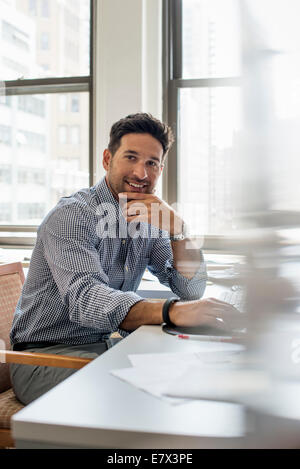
[
  {"left": 119, "top": 192, "right": 152, "bottom": 201},
  {"left": 200, "top": 299, "right": 244, "bottom": 330}
]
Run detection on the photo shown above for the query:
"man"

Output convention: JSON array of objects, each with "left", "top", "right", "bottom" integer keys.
[{"left": 10, "top": 113, "right": 238, "bottom": 405}]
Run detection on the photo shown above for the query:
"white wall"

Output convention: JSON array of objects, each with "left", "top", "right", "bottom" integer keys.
[{"left": 93, "top": 0, "right": 162, "bottom": 181}]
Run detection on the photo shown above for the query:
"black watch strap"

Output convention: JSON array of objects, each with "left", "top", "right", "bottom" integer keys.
[{"left": 162, "top": 297, "right": 179, "bottom": 327}]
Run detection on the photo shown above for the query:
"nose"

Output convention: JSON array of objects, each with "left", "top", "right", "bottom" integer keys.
[{"left": 132, "top": 161, "right": 148, "bottom": 180}]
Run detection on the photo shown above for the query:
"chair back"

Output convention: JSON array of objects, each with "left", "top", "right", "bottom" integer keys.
[{"left": 0, "top": 263, "right": 25, "bottom": 392}]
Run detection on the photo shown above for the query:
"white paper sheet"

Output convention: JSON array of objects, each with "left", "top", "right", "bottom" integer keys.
[
  {"left": 110, "top": 347, "right": 246, "bottom": 405},
  {"left": 162, "top": 366, "right": 270, "bottom": 402}
]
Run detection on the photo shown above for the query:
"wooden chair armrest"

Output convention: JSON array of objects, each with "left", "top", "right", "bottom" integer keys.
[{"left": 0, "top": 350, "right": 93, "bottom": 369}]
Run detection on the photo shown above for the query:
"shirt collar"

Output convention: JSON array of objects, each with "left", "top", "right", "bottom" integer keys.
[
  {"left": 94, "top": 176, "right": 120, "bottom": 209},
  {"left": 94, "top": 177, "right": 126, "bottom": 230}
]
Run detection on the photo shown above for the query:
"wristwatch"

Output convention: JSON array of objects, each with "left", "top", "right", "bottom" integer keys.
[{"left": 169, "top": 221, "right": 188, "bottom": 242}]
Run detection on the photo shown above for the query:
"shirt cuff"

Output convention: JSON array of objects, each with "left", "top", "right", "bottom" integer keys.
[
  {"left": 108, "top": 292, "right": 145, "bottom": 337},
  {"left": 164, "top": 259, "right": 207, "bottom": 300}
]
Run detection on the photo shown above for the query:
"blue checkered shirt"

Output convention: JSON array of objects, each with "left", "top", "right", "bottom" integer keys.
[{"left": 10, "top": 177, "right": 207, "bottom": 345}]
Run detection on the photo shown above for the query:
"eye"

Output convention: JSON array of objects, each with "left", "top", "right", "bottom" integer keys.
[{"left": 148, "top": 160, "right": 159, "bottom": 168}]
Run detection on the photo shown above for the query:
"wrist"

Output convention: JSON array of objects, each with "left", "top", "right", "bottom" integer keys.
[
  {"left": 168, "top": 300, "right": 181, "bottom": 326},
  {"left": 162, "top": 298, "right": 179, "bottom": 327},
  {"left": 169, "top": 220, "right": 188, "bottom": 242}
]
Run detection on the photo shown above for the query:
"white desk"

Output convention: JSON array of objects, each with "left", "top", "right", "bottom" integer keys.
[
  {"left": 12, "top": 275, "right": 300, "bottom": 449},
  {"left": 12, "top": 324, "right": 248, "bottom": 449},
  {"left": 12, "top": 327, "right": 300, "bottom": 448}
]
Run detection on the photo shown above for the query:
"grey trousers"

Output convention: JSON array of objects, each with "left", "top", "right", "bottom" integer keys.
[{"left": 10, "top": 340, "right": 118, "bottom": 405}]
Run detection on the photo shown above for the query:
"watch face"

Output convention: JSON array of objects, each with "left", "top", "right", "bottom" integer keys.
[{"left": 170, "top": 233, "right": 185, "bottom": 241}]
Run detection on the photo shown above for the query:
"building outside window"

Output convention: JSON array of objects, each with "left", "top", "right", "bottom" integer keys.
[
  {"left": 166, "top": 0, "right": 300, "bottom": 237},
  {"left": 0, "top": 0, "right": 92, "bottom": 228}
]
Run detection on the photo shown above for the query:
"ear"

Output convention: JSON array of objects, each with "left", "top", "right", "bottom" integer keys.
[{"left": 102, "top": 149, "right": 112, "bottom": 171}]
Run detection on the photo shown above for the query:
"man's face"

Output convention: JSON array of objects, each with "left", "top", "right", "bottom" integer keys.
[{"left": 103, "top": 133, "right": 164, "bottom": 199}]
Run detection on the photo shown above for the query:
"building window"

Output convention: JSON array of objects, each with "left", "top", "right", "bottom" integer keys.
[
  {"left": 29, "top": 0, "right": 37, "bottom": 16},
  {"left": 70, "top": 125, "right": 80, "bottom": 145},
  {"left": 71, "top": 94, "right": 79, "bottom": 112},
  {"left": 59, "top": 94, "right": 68, "bottom": 112},
  {"left": 17, "top": 129, "right": 46, "bottom": 152},
  {"left": 40, "top": 32, "right": 49, "bottom": 50},
  {"left": 18, "top": 95, "right": 46, "bottom": 117},
  {"left": 0, "top": 94, "right": 12, "bottom": 106},
  {"left": 41, "top": 0, "right": 50, "bottom": 18},
  {"left": 58, "top": 125, "right": 68, "bottom": 144},
  {"left": 18, "top": 168, "right": 45, "bottom": 186},
  {"left": 0, "top": 165, "right": 12, "bottom": 183},
  {"left": 0, "top": 203, "right": 11, "bottom": 223},
  {"left": 0, "top": 124, "right": 12, "bottom": 146},
  {"left": 18, "top": 203, "right": 46, "bottom": 221}
]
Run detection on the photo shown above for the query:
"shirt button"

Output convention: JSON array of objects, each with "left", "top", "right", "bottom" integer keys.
[
  {"left": 122, "top": 240, "right": 126, "bottom": 245},
  {"left": 125, "top": 266, "right": 128, "bottom": 272}
]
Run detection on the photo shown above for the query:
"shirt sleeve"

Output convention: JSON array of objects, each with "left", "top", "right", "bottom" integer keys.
[
  {"left": 147, "top": 236, "right": 207, "bottom": 300},
  {"left": 41, "top": 204, "right": 144, "bottom": 335}
]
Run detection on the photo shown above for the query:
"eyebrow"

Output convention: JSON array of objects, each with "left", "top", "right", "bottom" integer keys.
[{"left": 123, "top": 150, "right": 161, "bottom": 163}]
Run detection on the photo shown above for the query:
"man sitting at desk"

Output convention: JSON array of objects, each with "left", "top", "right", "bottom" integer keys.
[{"left": 10, "top": 113, "right": 237, "bottom": 404}]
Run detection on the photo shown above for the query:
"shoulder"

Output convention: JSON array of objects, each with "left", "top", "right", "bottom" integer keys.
[{"left": 39, "top": 186, "right": 101, "bottom": 241}]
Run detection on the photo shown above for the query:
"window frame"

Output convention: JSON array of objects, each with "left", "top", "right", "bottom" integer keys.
[
  {"left": 0, "top": 0, "right": 95, "bottom": 246},
  {"left": 162, "top": 0, "right": 241, "bottom": 247}
]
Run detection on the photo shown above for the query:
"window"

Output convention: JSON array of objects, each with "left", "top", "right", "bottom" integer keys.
[
  {"left": 165, "top": 0, "right": 300, "bottom": 237},
  {"left": 29, "top": 0, "right": 37, "bottom": 16},
  {"left": 71, "top": 94, "right": 80, "bottom": 112},
  {"left": 0, "top": 0, "right": 92, "bottom": 229},
  {"left": 59, "top": 94, "right": 68, "bottom": 112},
  {"left": 18, "top": 167, "right": 45, "bottom": 185},
  {"left": 0, "top": 95, "right": 11, "bottom": 106},
  {"left": 0, "top": 165, "right": 12, "bottom": 183},
  {"left": 0, "top": 203, "right": 11, "bottom": 223},
  {"left": 18, "top": 203, "right": 46, "bottom": 221},
  {"left": 0, "top": 124, "right": 12, "bottom": 146},
  {"left": 40, "top": 32, "right": 49, "bottom": 50},
  {"left": 58, "top": 125, "right": 68, "bottom": 144},
  {"left": 41, "top": 0, "right": 50, "bottom": 18},
  {"left": 18, "top": 95, "right": 45, "bottom": 117},
  {"left": 70, "top": 125, "right": 80, "bottom": 145}
]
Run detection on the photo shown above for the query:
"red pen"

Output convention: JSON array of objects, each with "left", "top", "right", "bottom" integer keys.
[{"left": 176, "top": 333, "right": 243, "bottom": 343}]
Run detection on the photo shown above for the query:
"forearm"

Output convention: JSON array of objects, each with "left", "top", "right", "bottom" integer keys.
[
  {"left": 120, "top": 295, "right": 243, "bottom": 333},
  {"left": 171, "top": 238, "right": 202, "bottom": 279},
  {"left": 119, "top": 299, "right": 165, "bottom": 331}
]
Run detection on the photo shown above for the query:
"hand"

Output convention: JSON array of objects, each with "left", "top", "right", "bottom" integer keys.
[
  {"left": 119, "top": 192, "right": 183, "bottom": 236},
  {"left": 170, "top": 298, "right": 244, "bottom": 331}
]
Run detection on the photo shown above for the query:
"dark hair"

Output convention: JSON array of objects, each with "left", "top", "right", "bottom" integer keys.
[{"left": 108, "top": 113, "right": 174, "bottom": 159}]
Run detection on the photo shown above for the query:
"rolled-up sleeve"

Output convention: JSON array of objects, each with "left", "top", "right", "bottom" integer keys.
[
  {"left": 42, "top": 206, "right": 143, "bottom": 335},
  {"left": 147, "top": 237, "right": 207, "bottom": 300}
]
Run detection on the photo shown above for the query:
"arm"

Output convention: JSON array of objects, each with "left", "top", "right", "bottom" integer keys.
[
  {"left": 120, "top": 297, "right": 242, "bottom": 332},
  {"left": 119, "top": 192, "right": 202, "bottom": 278},
  {"left": 42, "top": 205, "right": 143, "bottom": 335}
]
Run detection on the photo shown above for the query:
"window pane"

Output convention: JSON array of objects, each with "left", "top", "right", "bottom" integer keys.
[
  {"left": 178, "top": 87, "right": 241, "bottom": 235},
  {"left": 0, "top": 92, "right": 89, "bottom": 226},
  {"left": 242, "top": 0, "right": 300, "bottom": 215},
  {"left": 0, "top": 0, "right": 90, "bottom": 80},
  {"left": 181, "top": 0, "right": 241, "bottom": 79}
]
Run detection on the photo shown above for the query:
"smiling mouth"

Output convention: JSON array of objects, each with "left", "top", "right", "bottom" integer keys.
[{"left": 125, "top": 181, "right": 148, "bottom": 190}]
